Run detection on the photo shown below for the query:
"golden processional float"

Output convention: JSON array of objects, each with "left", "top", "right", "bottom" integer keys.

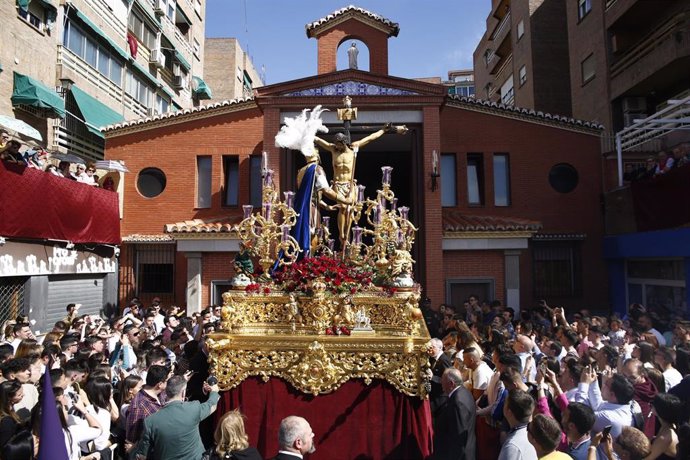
[{"left": 207, "top": 99, "right": 431, "bottom": 399}]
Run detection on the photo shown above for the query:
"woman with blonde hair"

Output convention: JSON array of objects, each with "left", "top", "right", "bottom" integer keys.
[{"left": 205, "top": 409, "right": 262, "bottom": 460}]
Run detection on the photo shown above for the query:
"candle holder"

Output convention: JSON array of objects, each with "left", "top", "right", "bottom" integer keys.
[{"left": 235, "top": 174, "right": 300, "bottom": 279}]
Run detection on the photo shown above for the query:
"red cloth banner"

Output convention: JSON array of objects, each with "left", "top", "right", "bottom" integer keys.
[
  {"left": 127, "top": 33, "right": 138, "bottom": 59},
  {"left": 0, "top": 161, "right": 121, "bottom": 244},
  {"left": 630, "top": 165, "right": 690, "bottom": 232},
  {"left": 217, "top": 377, "right": 434, "bottom": 460}
]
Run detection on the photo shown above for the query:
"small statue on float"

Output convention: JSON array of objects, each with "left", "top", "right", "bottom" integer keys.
[{"left": 231, "top": 241, "right": 254, "bottom": 288}]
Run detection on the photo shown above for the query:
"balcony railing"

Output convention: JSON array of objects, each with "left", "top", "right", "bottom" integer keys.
[
  {"left": 85, "top": 0, "right": 127, "bottom": 43},
  {"left": 490, "top": 10, "right": 511, "bottom": 45},
  {"left": 610, "top": 12, "right": 688, "bottom": 78},
  {"left": 58, "top": 46, "right": 123, "bottom": 108}
]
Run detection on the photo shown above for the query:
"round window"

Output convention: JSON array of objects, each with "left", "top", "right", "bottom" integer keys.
[
  {"left": 137, "top": 168, "right": 167, "bottom": 198},
  {"left": 548, "top": 163, "right": 579, "bottom": 193}
]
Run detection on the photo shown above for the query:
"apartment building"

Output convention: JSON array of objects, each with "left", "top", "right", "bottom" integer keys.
[
  {"left": 0, "top": 0, "right": 211, "bottom": 161},
  {"left": 472, "top": 0, "right": 572, "bottom": 117},
  {"left": 446, "top": 69, "right": 475, "bottom": 97},
  {"left": 203, "top": 38, "right": 263, "bottom": 103}
]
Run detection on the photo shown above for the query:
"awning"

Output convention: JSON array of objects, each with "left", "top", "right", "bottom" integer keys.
[
  {"left": 71, "top": 8, "right": 129, "bottom": 61},
  {"left": 11, "top": 71, "right": 65, "bottom": 118},
  {"left": 131, "top": 59, "right": 160, "bottom": 88},
  {"left": 192, "top": 76, "right": 212, "bottom": 100},
  {"left": 160, "top": 85, "right": 175, "bottom": 100},
  {"left": 70, "top": 85, "right": 125, "bottom": 138},
  {"left": 37, "top": 0, "right": 57, "bottom": 11},
  {"left": 174, "top": 50, "right": 191, "bottom": 71}
]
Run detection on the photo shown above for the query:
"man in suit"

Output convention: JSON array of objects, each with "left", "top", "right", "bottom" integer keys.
[
  {"left": 427, "top": 338, "right": 453, "bottom": 415},
  {"left": 131, "top": 375, "right": 220, "bottom": 460},
  {"left": 433, "top": 368, "right": 476, "bottom": 460},
  {"left": 270, "top": 415, "right": 316, "bottom": 460}
]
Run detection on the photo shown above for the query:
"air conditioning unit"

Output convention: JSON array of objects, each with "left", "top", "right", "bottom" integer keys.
[
  {"left": 622, "top": 96, "right": 647, "bottom": 113},
  {"left": 623, "top": 113, "right": 648, "bottom": 127},
  {"left": 154, "top": 0, "right": 165, "bottom": 15},
  {"left": 173, "top": 75, "right": 186, "bottom": 89},
  {"left": 149, "top": 49, "right": 166, "bottom": 68}
]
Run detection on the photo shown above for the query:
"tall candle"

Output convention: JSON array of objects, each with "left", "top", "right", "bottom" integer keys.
[
  {"left": 281, "top": 225, "right": 289, "bottom": 242},
  {"left": 375, "top": 204, "right": 383, "bottom": 224},
  {"left": 264, "top": 169, "right": 274, "bottom": 187},
  {"left": 357, "top": 184, "right": 366, "bottom": 201},
  {"left": 399, "top": 206, "right": 409, "bottom": 221},
  {"left": 243, "top": 205, "right": 253, "bottom": 219},
  {"left": 353, "top": 226, "right": 363, "bottom": 244},
  {"left": 284, "top": 191, "right": 294, "bottom": 208},
  {"left": 391, "top": 198, "right": 398, "bottom": 212},
  {"left": 263, "top": 202, "right": 272, "bottom": 219},
  {"left": 322, "top": 216, "right": 330, "bottom": 227},
  {"left": 327, "top": 239, "right": 334, "bottom": 251},
  {"left": 397, "top": 229, "right": 404, "bottom": 245},
  {"left": 381, "top": 166, "right": 393, "bottom": 186}
]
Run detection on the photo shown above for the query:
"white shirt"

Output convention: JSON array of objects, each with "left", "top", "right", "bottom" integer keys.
[
  {"left": 577, "top": 382, "right": 633, "bottom": 439},
  {"left": 65, "top": 424, "right": 101, "bottom": 460},
  {"left": 470, "top": 361, "right": 493, "bottom": 391},
  {"left": 277, "top": 451, "right": 303, "bottom": 459},
  {"left": 664, "top": 367, "right": 683, "bottom": 390},
  {"left": 79, "top": 406, "right": 110, "bottom": 451}
]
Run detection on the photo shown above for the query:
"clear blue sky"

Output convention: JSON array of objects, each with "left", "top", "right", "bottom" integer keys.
[{"left": 205, "top": 0, "right": 490, "bottom": 85}]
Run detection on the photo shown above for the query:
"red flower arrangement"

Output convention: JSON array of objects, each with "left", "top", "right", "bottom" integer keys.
[
  {"left": 272, "top": 255, "right": 374, "bottom": 295},
  {"left": 245, "top": 283, "right": 261, "bottom": 294}
]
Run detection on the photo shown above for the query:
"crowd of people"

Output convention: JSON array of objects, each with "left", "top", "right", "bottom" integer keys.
[
  {"left": 422, "top": 296, "right": 690, "bottom": 459},
  {"left": 3, "top": 291, "right": 690, "bottom": 459},
  {"left": 624, "top": 142, "right": 690, "bottom": 183},
  {"left": 0, "top": 298, "right": 249, "bottom": 460},
  {"left": 0, "top": 130, "right": 115, "bottom": 190}
]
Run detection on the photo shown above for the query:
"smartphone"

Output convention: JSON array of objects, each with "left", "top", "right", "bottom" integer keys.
[{"left": 602, "top": 425, "right": 612, "bottom": 437}]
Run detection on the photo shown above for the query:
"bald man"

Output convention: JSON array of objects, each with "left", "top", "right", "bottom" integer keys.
[{"left": 271, "top": 416, "right": 316, "bottom": 460}]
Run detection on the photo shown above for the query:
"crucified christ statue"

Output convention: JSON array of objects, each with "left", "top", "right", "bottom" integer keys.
[{"left": 314, "top": 122, "right": 407, "bottom": 249}]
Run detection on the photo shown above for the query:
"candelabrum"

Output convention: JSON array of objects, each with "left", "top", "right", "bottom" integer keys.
[
  {"left": 346, "top": 166, "right": 418, "bottom": 276},
  {"left": 235, "top": 169, "right": 301, "bottom": 279}
]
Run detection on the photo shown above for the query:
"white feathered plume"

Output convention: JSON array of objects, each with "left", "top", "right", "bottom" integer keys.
[{"left": 275, "top": 105, "right": 329, "bottom": 158}]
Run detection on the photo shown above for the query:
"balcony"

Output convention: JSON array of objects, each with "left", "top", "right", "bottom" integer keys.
[
  {"left": 84, "top": 0, "right": 127, "bottom": 43},
  {"left": 490, "top": 10, "right": 511, "bottom": 48},
  {"left": 57, "top": 46, "right": 123, "bottom": 109},
  {"left": 609, "top": 11, "right": 690, "bottom": 99},
  {"left": 0, "top": 162, "right": 121, "bottom": 244},
  {"left": 604, "top": 165, "right": 690, "bottom": 234}
]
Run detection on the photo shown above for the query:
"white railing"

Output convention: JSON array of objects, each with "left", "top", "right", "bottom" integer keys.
[
  {"left": 58, "top": 46, "right": 124, "bottom": 108},
  {"left": 84, "top": 0, "right": 127, "bottom": 43},
  {"left": 491, "top": 10, "right": 511, "bottom": 43},
  {"left": 123, "top": 92, "right": 148, "bottom": 118}
]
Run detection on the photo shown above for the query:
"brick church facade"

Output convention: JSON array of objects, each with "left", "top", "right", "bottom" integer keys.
[{"left": 104, "top": 6, "right": 607, "bottom": 315}]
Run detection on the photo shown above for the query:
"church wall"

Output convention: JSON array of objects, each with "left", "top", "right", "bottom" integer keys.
[
  {"left": 106, "top": 107, "right": 264, "bottom": 237},
  {"left": 439, "top": 106, "right": 609, "bottom": 310}
]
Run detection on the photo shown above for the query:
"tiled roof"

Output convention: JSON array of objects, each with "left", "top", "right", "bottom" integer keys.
[
  {"left": 102, "top": 97, "right": 255, "bottom": 133},
  {"left": 532, "top": 233, "right": 587, "bottom": 240},
  {"left": 122, "top": 234, "right": 173, "bottom": 242},
  {"left": 443, "top": 210, "right": 542, "bottom": 233},
  {"left": 446, "top": 95, "right": 605, "bottom": 131},
  {"left": 164, "top": 217, "right": 243, "bottom": 234},
  {"left": 306, "top": 5, "right": 400, "bottom": 38}
]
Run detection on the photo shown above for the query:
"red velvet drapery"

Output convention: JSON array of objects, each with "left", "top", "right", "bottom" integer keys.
[
  {"left": 0, "top": 161, "right": 121, "bottom": 244},
  {"left": 217, "top": 377, "right": 433, "bottom": 460}
]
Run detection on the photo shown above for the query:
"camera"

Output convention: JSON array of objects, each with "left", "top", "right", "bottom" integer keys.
[{"left": 207, "top": 376, "right": 218, "bottom": 386}]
